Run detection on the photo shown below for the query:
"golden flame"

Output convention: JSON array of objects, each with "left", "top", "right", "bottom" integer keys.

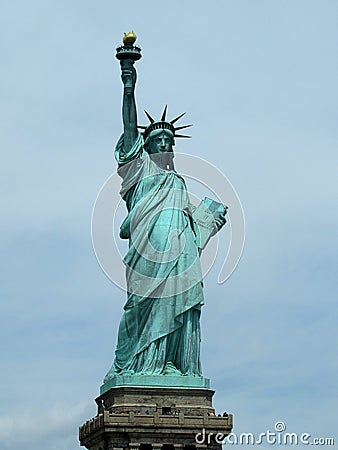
[{"left": 123, "top": 30, "right": 137, "bottom": 45}]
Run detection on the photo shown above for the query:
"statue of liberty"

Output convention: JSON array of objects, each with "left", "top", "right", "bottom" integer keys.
[{"left": 104, "top": 32, "right": 227, "bottom": 384}]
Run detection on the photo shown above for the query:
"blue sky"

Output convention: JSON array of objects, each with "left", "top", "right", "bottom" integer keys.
[{"left": 0, "top": 0, "right": 337, "bottom": 449}]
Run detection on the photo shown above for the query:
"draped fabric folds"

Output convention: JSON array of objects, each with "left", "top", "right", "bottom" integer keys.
[{"left": 104, "top": 134, "right": 204, "bottom": 380}]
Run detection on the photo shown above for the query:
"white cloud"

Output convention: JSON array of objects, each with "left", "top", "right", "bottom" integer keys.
[{"left": 0, "top": 402, "right": 93, "bottom": 450}]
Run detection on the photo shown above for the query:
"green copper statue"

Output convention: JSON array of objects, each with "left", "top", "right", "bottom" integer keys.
[{"left": 103, "top": 32, "right": 227, "bottom": 385}]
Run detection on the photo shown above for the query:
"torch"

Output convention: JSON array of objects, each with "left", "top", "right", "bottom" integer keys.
[{"left": 115, "top": 31, "right": 142, "bottom": 90}]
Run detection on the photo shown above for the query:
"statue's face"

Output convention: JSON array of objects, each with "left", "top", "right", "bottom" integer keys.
[{"left": 147, "top": 131, "right": 173, "bottom": 154}]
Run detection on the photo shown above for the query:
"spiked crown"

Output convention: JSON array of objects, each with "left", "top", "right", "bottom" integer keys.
[{"left": 138, "top": 105, "right": 192, "bottom": 142}]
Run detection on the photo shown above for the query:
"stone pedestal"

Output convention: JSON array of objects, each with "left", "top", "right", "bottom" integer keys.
[{"left": 79, "top": 387, "right": 232, "bottom": 450}]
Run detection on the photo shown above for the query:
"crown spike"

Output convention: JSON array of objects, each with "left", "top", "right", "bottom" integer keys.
[
  {"left": 144, "top": 110, "right": 155, "bottom": 123},
  {"left": 174, "top": 134, "right": 191, "bottom": 138},
  {"left": 161, "top": 105, "right": 168, "bottom": 121},
  {"left": 175, "top": 124, "right": 192, "bottom": 131},
  {"left": 170, "top": 112, "right": 186, "bottom": 124},
  {"left": 137, "top": 125, "right": 147, "bottom": 129}
]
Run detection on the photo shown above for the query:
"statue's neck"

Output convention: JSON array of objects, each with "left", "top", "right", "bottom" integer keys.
[{"left": 149, "top": 153, "right": 175, "bottom": 171}]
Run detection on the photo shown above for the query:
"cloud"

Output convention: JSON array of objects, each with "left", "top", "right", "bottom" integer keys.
[{"left": 0, "top": 402, "right": 93, "bottom": 450}]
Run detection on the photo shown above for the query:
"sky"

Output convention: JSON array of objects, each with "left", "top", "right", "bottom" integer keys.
[{"left": 0, "top": 0, "right": 337, "bottom": 449}]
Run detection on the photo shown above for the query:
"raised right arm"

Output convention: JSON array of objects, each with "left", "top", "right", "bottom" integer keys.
[{"left": 120, "top": 60, "right": 138, "bottom": 152}]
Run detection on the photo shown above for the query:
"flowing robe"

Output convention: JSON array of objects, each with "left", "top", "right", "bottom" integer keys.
[{"left": 104, "top": 134, "right": 204, "bottom": 380}]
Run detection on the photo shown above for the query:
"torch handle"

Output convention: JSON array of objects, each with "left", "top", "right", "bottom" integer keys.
[{"left": 120, "top": 59, "right": 137, "bottom": 92}]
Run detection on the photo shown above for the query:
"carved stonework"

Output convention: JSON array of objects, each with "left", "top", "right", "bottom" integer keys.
[{"left": 79, "top": 387, "right": 232, "bottom": 450}]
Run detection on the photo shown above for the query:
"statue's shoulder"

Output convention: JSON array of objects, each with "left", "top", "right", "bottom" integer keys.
[{"left": 115, "top": 133, "right": 144, "bottom": 165}]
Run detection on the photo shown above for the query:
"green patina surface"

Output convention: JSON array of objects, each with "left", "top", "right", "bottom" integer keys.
[
  {"left": 103, "top": 135, "right": 204, "bottom": 384},
  {"left": 100, "top": 375, "right": 210, "bottom": 395},
  {"left": 103, "top": 35, "right": 227, "bottom": 389}
]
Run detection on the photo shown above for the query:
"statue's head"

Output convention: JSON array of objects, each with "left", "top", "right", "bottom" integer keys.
[
  {"left": 144, "top": 129, "right": 175, "bottom": 155},
  {"left": 138, "top": 106, "right": 192, "bottom": 157},
  {"left": 143, "top": 129, "right": 175, "bottom": 170}
]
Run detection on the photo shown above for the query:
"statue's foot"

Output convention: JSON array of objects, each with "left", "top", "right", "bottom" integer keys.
[{"left": 162, "top": 362, "right": 183, "bottom": 376}]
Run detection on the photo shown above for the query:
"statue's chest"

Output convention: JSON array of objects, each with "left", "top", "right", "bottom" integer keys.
[{"left": 128, "top": 169, "right": 186, "bottom": 209}]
